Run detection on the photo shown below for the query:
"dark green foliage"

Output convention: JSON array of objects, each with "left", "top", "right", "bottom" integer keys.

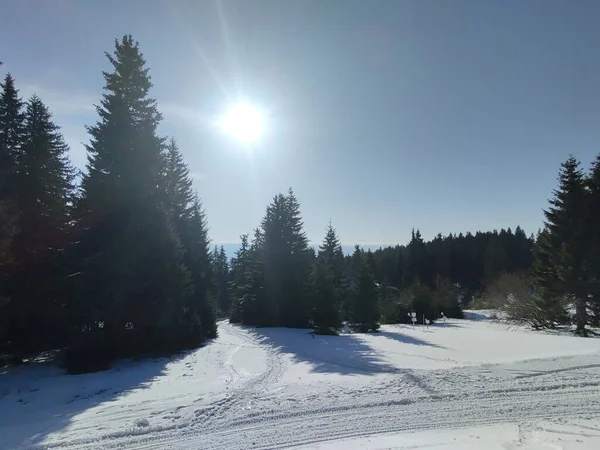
[
  {"left": 230, "top": 190, "right": 313, "bottom": 329},
  {"left": 310, "top": 224, "right": 344, "bottom": 334},
  {"left": 233, "top": 190, "right": 311, "bottom": 327},
  {"left": 163, "top": 138, "right": 194, "bottom": 220},
  {"left": 434, "top": 279, "right": 464, "bottom": 319},
  {"left": 213, "top": 245, "right": 231, "bottom": 316},
  {"left": 64, "top": 36, "right": 213, "bottom": 371},
  {"left": 0, "top": 74, "right": 24, "bottom": 345},
  {"left": 532, "top": 156, "right": 588, "bottom": 333},
  {"left": 348, "top": 246, "right": 380, "bottom": 332},
  {"left": 229, "top": 234, "right": 251, "bottom": 324},
  {"left": 162, "top": 137, "right": 215, "bottom": 338},
  {"left": 369, "top": 228, "right": 533, "bottom": 301},
  {"left": 0, "top": 74, "right": 24, "bottom": 203},
  {"left": 180, "top": 198, "right": 216, "bottom": 339},
  {"left": 586, "top": 155, "right": 600, "bottom": 326},
  {"left": 4, "top": 94, "right": 74, "bottom": 355}
]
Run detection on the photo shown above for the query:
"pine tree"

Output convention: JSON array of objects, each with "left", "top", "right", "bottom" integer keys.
[
  {"left": 0, "top": 74, "right": 23, "bottom": 346},
  {"left": 311, "top": 224, "right": 344, "bottom": 334},
  {"left": 68, "top": 36, "right": 195, "bottom": 371},
  {"left": 162, "top": 137, "right": 216, "bottom": 338},
  {"left": 6, "top": 95, "right": 74, "bottom": 354},
  {"left": 0, "top": 74, "right": 24, "bottom": 203},
  {"left": 533, "top": 156, "right": 589, "bottom": 334},
  {"left": 212, "top": 245, "right": 231, "bottom": 315},
  {"left": 180, "top": 197, "right": 216, "bottom": 338},
  {"left": 12, "top": 96, "right": 74, "bottom": 263},
  {"left": 229, "top": 234, "right": 250, "bottom": 323},
  {"left": 280, "top": 188, "right": 312, "bottom": 327},
  {"left": 349, "top": 245, "right": 380, "bottom": 332},
  {"left": 405, "top": 229, "right": 434, "bottom": 287},
  {"left": 259, "top": 189, "right": 311, "bottom": 328},
  {"left": 163, "top": 137, "right": 194, "bottom": 221},
  {"left": 586, "top": 153, "right": 600, "bottom": 326}
]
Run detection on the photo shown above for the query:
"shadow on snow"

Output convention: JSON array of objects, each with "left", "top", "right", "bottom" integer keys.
[
  {"left": 244, "top": 324, "right": 443, "bottom": 376},
  {"left": 0, "top": 344, "right": 205, "bottom": 449}
]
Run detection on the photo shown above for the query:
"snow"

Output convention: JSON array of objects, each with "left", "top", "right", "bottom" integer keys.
[
  {"left": 2, "top": 311, "right": 600, "bottom": 449},
  {"left": 299, "top": 420, "right": 600, "bottom": 449}
]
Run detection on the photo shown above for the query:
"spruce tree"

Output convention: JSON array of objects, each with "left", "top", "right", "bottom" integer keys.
[
  {"left": 212, "top": 245, "right": 231, "bottom": 315},
  {"left": 162, "top": 137, "right": 216, "bottom": 338},
  {"left": 180, "top": 197, "right": 216, "bottom": 338},
  {"left": 68, "top": 36, "right": 195, "bottom": 371},
  {"left": 533, "top": 156, "right": 589, "bottom": 334},
  {"left": 405, "top": 229, "right": 434, "bottom": 287},
  {"left": 586, "top": 154, "right": 600, "bottom": 326},
  {"left": 280, "top": 188, "right": 312, "bottom": 327},
  {"left": 7, "top": 95, "right": 74, "bottom": 354},
  {"left": 163, "top": 137, "right": 194, "bottom": 221},
  {"left": 229, "top": 234, "right": 250, "bottom": 323},
  {"left": 0, "top": 74, "right": 24, "bottom": 201},
  {"left": 349, "top": 245, "right": 380, "bottom": 332},
  {"left": 311, "top": 224, "right": 344, "bottom": 334},
  {"left": 0, "top": 74, "right": 23, "bottom": 347}
]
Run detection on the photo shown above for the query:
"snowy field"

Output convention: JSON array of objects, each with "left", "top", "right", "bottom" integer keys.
[{"left": 2, "top": 312, "right": 600, "bottom": 449}]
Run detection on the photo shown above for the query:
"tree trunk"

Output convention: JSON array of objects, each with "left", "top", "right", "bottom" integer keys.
[{"left": 575, "top": 297, "right": 587, "bottom": 336}]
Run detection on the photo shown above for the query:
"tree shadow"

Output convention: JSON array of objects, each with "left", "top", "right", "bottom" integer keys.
[
  {"left": 463, "top": 311, "right": 492, "bottom": 321},
  {"left": 248, "top": 327, "right": 401, "bottom": 376},
  {"left": 0, "top": 346, "right": 198, "bottom": 449},
  {"left": 374, "top": 329, "right": 446, "bottom": 349},
  {"left": 430, "top": 321, "right": 465, "bottom": 329}
]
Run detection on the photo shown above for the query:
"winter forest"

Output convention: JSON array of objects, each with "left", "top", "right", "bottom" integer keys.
[{"left": 1, "top": 36, "right": 599, "bottom": 374}]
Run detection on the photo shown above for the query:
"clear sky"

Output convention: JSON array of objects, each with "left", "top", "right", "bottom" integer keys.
[{"left": 2, "top": 0, "right": 600, "bottom": 246}]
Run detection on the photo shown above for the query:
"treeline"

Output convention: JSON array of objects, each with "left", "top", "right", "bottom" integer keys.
[
  {"left": 0, "top": 36, "right": 221, "bottom": 372},
  {"left": 225, "top": 190, "right": 534, "bottom": 334}
]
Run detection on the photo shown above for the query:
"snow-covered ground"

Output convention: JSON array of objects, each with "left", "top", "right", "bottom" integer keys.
[{"left": 2, "top": 312, "right": 600, "bottom": 449}]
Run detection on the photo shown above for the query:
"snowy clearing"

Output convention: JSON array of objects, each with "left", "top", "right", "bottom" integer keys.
[{"left": 2, "top": 313, "right": 600, "bottom": 449}]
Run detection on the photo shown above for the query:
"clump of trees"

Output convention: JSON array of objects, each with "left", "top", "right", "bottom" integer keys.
[{"left": 0, "top": 36, "right": 223, "bottom": 373}]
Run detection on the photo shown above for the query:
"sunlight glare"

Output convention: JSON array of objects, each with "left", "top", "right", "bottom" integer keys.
[{"left": 220, "top": 103, "right": 264, "bottom": 143}]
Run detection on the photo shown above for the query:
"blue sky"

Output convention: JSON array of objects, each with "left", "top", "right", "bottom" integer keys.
[{"left": 3, "top": 0, "right": 600, "bottom": 246}]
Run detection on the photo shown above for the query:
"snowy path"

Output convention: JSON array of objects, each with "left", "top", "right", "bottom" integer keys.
[{"left": 2, "top": 318, "right": 600, "bottom": 449}]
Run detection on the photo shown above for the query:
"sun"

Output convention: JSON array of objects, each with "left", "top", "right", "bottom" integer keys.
[{"left": 219, "top": 103, "right": 264, "bottom": 143}]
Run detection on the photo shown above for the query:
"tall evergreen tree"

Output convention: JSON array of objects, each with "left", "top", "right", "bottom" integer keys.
[
  {"left": 405, "top": 229, "right": 434, "bottom": 287},
  {"left": 532, "top": 156, "right": 589, "bottom": 334},
  {"left": 280, "top": 188, "right": 312, "bottom": 327},
  {"left": 162, "top": 137, "right": 215, "bottom": 338},
  {"left": 12, "top": 96, "right": 74, "bottom": 263},
  {"left": 349, "top": 245, "right": 380, "bottom": 332},
  {"left": 586, "top": 153, "right": 600, "bottom": 326},
  {"left": 0, "top": 73, "right": 23, "bottom": 344},
  {"left": 310, "top": 224, "right": 344, "bottom": 334},
  {"left": 163, "top": 137, "right": 194, "bottom": 221},
  {"left": 212, "top": 245, "right": 231, "bottom": 315},
  {"left": 229, "top": 234, "right": 250, "bottom": 323},
  {"left": 0, "top": 74, "right": 24, "bottom": 200},
  {"left": 259, "top": 189, "right": 311, "bottom": 328},
  {"left": 5, "top": 95, "right": 74, "bottom": 354},
  {"left": 68, "top": 36, "right": 197, "bottom": 371},
  {"left": 180, "top": 196, "right": 216, "bottom": 338}
]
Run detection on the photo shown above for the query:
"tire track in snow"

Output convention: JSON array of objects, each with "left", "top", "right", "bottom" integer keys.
[
  {"left": 20, "top": 325, "right": 600, "bottom": 450},
  {"left": 60, "top": 381, "right": 600, "bottom": 450},
  {"left": 192, "top": 322, "right": 285, "bottom": 430}
]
